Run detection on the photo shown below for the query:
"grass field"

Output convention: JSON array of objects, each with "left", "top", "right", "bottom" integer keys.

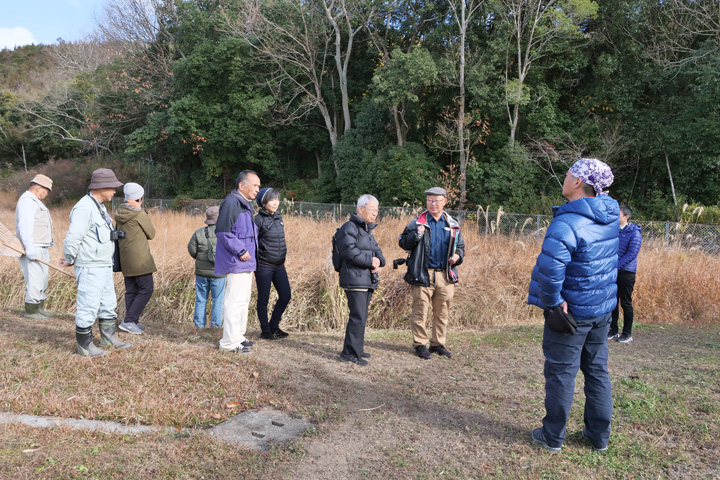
[{"left": 1, "top": 203, "right": 720, "bottom": 478}]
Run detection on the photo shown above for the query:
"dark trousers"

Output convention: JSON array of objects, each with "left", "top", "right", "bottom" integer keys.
[
  {"left": 342, "top": 290, "right": 373, "bottom": 358},
  {"left": 255, "top": 265, "right": 292, "bottom": 333},
  {"left": 124, "top": 273, "right": 154, "bottom": 324},
  {"left": 611, "top": 270, "right": 636, "bottom": 335},
  {"left": 541, "top": 313, "right": 613, "bottom": 449}
]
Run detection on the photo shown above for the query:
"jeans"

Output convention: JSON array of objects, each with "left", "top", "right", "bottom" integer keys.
[
  {"left": 194, "top": 276, "right": 226, "bottom": 328},
  {"left": 74, "top": 266, "right": 117, "bottom": 328},
  {"left": 255, "top": 265, "right": 291, "bottom": 333},
  {"left": 342, "top": 289, "right": 373, "bottom": 358},
  {"left": 540, "top": 312, "right": 613, "bottom": 449},
  {"left": 123, "top": 273, "right": 154, "bottom": 324},
  {"left": 611, "top": 270, "right": 636, "bottom": 335}
]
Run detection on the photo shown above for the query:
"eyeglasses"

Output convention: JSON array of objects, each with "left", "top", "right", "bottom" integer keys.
[
  {"left": 427, "top": 199, "right": 445, "bottom": 205},
  {"left": 362, "top": 206, "right": 379, "bottom": 213}
]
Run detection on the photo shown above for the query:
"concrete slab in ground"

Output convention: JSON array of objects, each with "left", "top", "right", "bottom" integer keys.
[
  {"left": 208, "top": 407, "right": 312, "bottom": 451},
  {"left": 0, "top": 412, "right": 173, "bottom": 435}
]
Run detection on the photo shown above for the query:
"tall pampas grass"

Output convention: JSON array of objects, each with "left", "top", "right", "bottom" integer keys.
[{"left": 2, "top": 205, "right": 719, "bottom": 330}]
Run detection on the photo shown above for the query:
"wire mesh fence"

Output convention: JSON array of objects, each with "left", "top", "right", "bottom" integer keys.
[{"left": 112, "top": 198, "right": 720, "bottom": 253}]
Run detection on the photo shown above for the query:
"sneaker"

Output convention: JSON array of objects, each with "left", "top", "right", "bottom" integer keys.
[
  {"left": 429, "top": 345, "right": 452, "bottom": 358},
  {"left": 415, "top": 345, "right": 432, "bottom": 360},
  {"left": 272, "top": 328, "right": 290, "bottom": 339},
  {"left": 241, "top": 339, "right": 255, "bottom": 347},
  {"left": 260, "top": 332, "right": 275, "bottom": 340},
  {"left": 531, "top": 428, "right": 561, "bottom": 452},
  {"left": 137, "top": 322, "right": 148, "bottom": 331},
  {"left": 118, "top": 322, "right": 143, "bottom": 335},
  {"left": 617, "top": 333, "right": 633, "bottom": 343},
  {"left": 222, "top": 345, "right": 251, "bottom": 354},
  {"left": 360, "top": 352, "right": 371, "bottom": 359},
  {"left": 607, "top": 329, "right": 618, "bottom": 340},
  {"left": 583, "top": 430, "right": 608, "bottom": 452},
  {"left": 338, "top": 353, "right": 368, "bottom": 366}
]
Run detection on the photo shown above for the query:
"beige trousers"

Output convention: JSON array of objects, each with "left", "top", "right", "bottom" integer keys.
[{"left": 410, "top": 270, "right": 455, "bottom": 348}]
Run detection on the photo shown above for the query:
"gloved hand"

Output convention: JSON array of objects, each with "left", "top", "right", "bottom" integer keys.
[{"left": 25, "top": 250, "right": 36, "bottom": 261}]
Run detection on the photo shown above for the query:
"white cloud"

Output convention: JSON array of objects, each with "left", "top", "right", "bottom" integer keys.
[{"left": 0, "top": 27, "right": 38, "bottom": 50}]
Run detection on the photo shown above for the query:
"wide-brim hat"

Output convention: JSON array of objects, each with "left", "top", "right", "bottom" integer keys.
[
  {"left": 88, "top": 168, "right": 124, "bottom": 190},
  {"left": 204, "top": 206, "right": 220, "bottom": 225},
  {"left": 31, "top": 174, "right": 53, "bottom": 191}
]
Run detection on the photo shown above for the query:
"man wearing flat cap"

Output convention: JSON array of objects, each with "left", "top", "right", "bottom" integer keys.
[
  {"left": 528, "top": 158, "right": 619, "bottom": 453},
  {"left": 61, "top": 168, "right": 131, "bottom": 356},
  {"left": 15, "top": 174, "right": 55, "bottom": 319},
  {"left": 398, "top": 187, "right": 465, "bottom": 360}
]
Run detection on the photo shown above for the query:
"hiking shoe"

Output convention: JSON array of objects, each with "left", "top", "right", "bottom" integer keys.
[
  {"left": 607, "top": 329, "right": 619, "bottom": 340},
  {"left": 583, "top": 430, "right": 608, "bottom": 452},
  {"left": 531, "top": 428, "right": 561, "bottom": 452},
  {"left": 415, "top": 345, "right": 432, "bottom": 360},
  {"left": 429, "top": 345, "right": 452, "bottom": 358},
  {"left": 260, "top": 332, "right": 275, "bottom": 340},
  {"left": 118, "top": 322, "right": 143, "bottom": 335},
  {"left": 338, "top": 353, "right": 368, "bottom": 366},
  {"left": 241, "top": 339, "right": 255, "bottom": 347},
  {"left": 617, "top": 333, "right": 633, "bottom": 343},
  {"left": 272, "top": 328, "right": 290, "bottom": 339},
  {"left": 222, "top": 345, "right": 251, "bottom": 354},
  {"left": 360, "top": 352, "right": 371, "bottom": 359},
  {"left": 136, "top": 322, "right": 148, "bottom": 331}
]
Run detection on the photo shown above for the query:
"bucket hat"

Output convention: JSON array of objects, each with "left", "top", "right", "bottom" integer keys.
[
  {"left": 88, "top": 168, "right": 124, "bottom": 189},
  {"left": 204, "top": 206, "right": 219, "bottom": 225},
  {"left": 31, "top": 174, "right": 53, "bottom": 191}
]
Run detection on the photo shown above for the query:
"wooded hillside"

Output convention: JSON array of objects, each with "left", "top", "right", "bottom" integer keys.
[{"left": 1, "top": 0, "right": 718, "bottom": 220}]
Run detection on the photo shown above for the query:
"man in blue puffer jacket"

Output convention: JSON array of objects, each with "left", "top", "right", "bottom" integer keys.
[
  {"left": 528, "top": 158, "right": 620, "bottom": 453},
  {"left": 609, "top": 205, "right": 642, "bottom": 343}
]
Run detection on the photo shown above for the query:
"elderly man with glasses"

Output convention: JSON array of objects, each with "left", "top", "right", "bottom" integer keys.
[{"left": 398, "top": 187, "right": 465, "bottom": 360}]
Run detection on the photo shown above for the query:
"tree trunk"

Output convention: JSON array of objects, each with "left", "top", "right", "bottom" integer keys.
[
  {"left": 458, "top": 6, "right": 467, "bottom": 209},
  {"left": 393, "top": 105, "right": 405, "bottom": 147},
  {"left": 665, "top": 153, "right": 679, "bottom": 221},
  {"left": 22, "top": 143, "right": 27, "bottom": 172}
]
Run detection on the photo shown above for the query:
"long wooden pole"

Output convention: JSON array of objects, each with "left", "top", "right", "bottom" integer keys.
[{"left": 0, "top": 239, "right": 74, "bottom": 278}]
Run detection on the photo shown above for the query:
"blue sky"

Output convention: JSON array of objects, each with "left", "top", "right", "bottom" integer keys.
[{"left": 0, "top": 0, "right": 101, "bottom": 50}]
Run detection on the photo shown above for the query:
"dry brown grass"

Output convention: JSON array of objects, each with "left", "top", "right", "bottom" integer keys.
[{"left": 1, "top": 205, "right": 720, "bottom": 330}]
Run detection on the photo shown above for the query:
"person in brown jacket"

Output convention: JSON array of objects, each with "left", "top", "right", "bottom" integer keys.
[{"left": 115, "top": 183, "right": 156, "bottom": 335}]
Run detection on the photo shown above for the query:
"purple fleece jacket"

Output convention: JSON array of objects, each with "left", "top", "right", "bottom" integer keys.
[{"left": 214, "top": 190, "right": 258, "bottom": 276}]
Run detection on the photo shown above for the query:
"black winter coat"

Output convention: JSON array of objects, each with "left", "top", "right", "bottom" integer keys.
[
  {"left": 254, "top": 209, "right": 287, "bottom": 267},
  {"left": 336, "top": 214, "right": 386, "bottom": 290},
  {"left": 398, "top": 210, "right": 465, "bottom": 286}
]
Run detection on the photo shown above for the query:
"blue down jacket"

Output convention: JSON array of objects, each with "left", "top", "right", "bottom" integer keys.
[
  {"left": 617, "top": 223, "right": 642, "bottom": 273},
  {"left": 528, "top": 195, "right": 620, "bottom": 320}
]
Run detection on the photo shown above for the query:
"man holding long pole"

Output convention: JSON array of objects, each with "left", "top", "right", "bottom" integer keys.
[{"left": 15, "top": 174, "right": 55, "bottom": 319}]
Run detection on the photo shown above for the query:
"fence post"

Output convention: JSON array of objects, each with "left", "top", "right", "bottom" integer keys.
[
  {"left": 536, "top": 214, "right": 541, "bottom": 239},
  {"left": 665, "top": 222, "right": 669, "bottom": 247}
]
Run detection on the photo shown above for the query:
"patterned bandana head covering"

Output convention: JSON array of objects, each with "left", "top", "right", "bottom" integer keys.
[{"left": 568, "top": 158, "right": 614, "bottom": 196}]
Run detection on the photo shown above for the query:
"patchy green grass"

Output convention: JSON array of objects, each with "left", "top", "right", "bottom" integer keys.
[{"left": 1, "top": 312, "right": 719, "bottom": 479}]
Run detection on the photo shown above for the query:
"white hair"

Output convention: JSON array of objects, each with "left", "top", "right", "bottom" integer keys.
[{"left": 356, "top": 194, "right": 379, "bottom": 210}]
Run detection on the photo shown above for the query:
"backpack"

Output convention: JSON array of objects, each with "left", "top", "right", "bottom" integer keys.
[
  {"left": 331, "top": 228, "right": 343, "bottom": 272},
  {"left": 204, "top": 227, "right": 216, "bottom": 263}
]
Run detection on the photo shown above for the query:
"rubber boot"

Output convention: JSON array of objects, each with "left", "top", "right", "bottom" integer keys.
[
  {"left": 38, "top": 300, "right": 54, "bottom": 318},
  {"left": 76, "top": 326, "right": 109, "bottom": 357},
  {"left": 24, "top": 302, "right": 47, "bottom": 320},
  {"left": 98, "top": 319, "right": 131, "bottom": 349}
]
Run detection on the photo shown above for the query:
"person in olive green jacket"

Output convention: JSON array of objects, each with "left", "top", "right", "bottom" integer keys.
[
  {"left": 115, "top": 183, "right": 156, "bottom": 335},
  {"left": 188, "top": 206, "right": 226, "bottom": 328}
]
